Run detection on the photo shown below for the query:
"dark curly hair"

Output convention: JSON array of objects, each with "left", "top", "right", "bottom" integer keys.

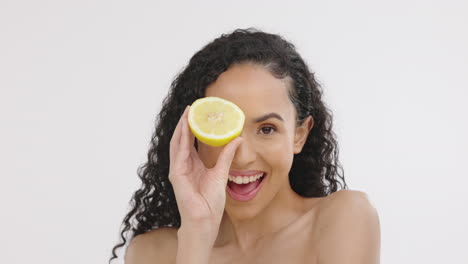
[{"left": 108, "top": 27, "right": 347, "bottom": 263}]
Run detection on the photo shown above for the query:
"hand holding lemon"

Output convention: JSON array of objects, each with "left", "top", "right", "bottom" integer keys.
[{"left": 168, "top": 97, "right": 245, "bottom": 238}]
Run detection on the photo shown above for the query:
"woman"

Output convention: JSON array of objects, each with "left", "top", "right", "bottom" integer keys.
[{"left": 109, "top": 28, "right": 380, "bottom": 264}]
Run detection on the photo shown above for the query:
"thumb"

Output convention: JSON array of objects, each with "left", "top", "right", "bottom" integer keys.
[{"left": 214, "top": 136, "right": 243, "bottom": 180}]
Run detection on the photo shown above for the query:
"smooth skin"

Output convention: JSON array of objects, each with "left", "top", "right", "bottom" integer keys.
[
  {"left": 125, "top": 191, "right": 380, "bottom": 264},
  {"left": 125, "top": 64, "right": 380, "bottom": 264}
]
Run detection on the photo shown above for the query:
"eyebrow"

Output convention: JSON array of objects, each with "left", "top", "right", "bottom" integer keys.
[{"left": 252, "top": 112, "right": 284, "bottom": 123}]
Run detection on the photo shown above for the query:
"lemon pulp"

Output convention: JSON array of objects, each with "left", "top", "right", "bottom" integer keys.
[{"left": 188, "top": 97, "right": 245, "bottom": 147}]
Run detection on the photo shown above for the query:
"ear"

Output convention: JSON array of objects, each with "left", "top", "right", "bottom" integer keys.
[{"left": 293, "top": 115, "right": 314, "bottom": 154}]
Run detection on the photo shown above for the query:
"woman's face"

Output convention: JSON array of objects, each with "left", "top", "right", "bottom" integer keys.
[{"left": 197, "top": 63, "right": 313, "bottom": 218}]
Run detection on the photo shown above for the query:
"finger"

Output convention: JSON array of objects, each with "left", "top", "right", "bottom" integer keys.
[
  {"left": 183, "top": 105, "right": 197, "bottom": 155},
  {"left": 214, "top": 137, "right": 243, "bottom": 180},
  {"left": 170, "top": 106, "right": 189, "bottom": 162},
  {"left": 189, "top": 132, "right": 196, "bottom": 154}
]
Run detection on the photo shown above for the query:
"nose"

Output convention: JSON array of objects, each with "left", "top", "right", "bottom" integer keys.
[{"left": 231, "top": 134, "right": 257, "bottom": 168}]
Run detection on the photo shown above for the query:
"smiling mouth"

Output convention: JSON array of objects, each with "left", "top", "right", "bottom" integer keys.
[{"left": 226, "top": 173, "right": 267, "bottom": 201}]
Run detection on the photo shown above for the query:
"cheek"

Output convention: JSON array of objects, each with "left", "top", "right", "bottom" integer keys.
[{"left": 259, "top": 138, "right": 294, "bottom": 171}]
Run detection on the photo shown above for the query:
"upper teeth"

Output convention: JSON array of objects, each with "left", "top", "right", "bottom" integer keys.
[{"left": 228, "top": 173, "right": 264, "bottom": 184}]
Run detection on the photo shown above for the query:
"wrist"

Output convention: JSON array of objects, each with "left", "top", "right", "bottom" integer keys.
[{"left": 178, "top": 223, "right": 217, "bottom": 242}]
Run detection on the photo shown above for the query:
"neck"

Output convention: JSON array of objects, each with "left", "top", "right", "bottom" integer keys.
[{"left": 214, "top": 182, "right": 308, "bottom": 252}]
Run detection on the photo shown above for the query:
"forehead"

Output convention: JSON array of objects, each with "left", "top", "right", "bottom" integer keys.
[{"left": 205, "top": 63, "right": 294, "bottom": 121}]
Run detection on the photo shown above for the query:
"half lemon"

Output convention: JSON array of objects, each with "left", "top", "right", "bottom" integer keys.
[{"left": 188, "top": 97, "right": 245, "bottom": 147}]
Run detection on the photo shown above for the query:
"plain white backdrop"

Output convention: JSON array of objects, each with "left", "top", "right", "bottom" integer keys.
[{"left": 1, "top": 0, "right": 467, "bottom": 263}]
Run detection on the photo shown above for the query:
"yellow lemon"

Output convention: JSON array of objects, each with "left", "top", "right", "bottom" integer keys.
[{"left": 188, "top": 97, "right": 245, "bottom": 147}]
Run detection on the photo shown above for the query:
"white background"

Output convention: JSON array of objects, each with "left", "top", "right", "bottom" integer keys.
[{"left": 1, "top": 0, "right": 467, "bottom": 263}]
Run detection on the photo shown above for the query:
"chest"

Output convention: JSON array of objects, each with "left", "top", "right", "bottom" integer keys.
[{"left": 209, "top": 216, "right": 319, "bottom": 264}]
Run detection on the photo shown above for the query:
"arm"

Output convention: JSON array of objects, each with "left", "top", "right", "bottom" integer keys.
[
  {"left": 317, "top": 190, "right": 381, "bottom": 264},
  {"left": 176, "top": 226, "right": 216, "bottom": 264}
]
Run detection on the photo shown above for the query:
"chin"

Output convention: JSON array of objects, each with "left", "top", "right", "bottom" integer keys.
[{"left": 224, "top": 202, "right": 263, "bottom": 220}]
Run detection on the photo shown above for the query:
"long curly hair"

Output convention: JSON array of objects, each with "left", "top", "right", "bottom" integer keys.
[{"left": 108, "top": 27, "right": 347, "bottom": 263}]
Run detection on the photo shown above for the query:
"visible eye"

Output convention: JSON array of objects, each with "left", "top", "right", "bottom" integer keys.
[{"left": 259, "top": 125, "right": 277, "bottom": 136}]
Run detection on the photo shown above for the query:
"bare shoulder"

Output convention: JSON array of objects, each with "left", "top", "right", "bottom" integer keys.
[
  {"left": 317, "top": 189, "right": 377, "bottom": 216},
  {"left": 316, "top": 189, "right": 380, "bottom": 233},
  {"left": 315, "top": 189, "right": 381, "bottom": 264},
  {"left": 124, "top": 227, "right": 178, "bottom": 264}
]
